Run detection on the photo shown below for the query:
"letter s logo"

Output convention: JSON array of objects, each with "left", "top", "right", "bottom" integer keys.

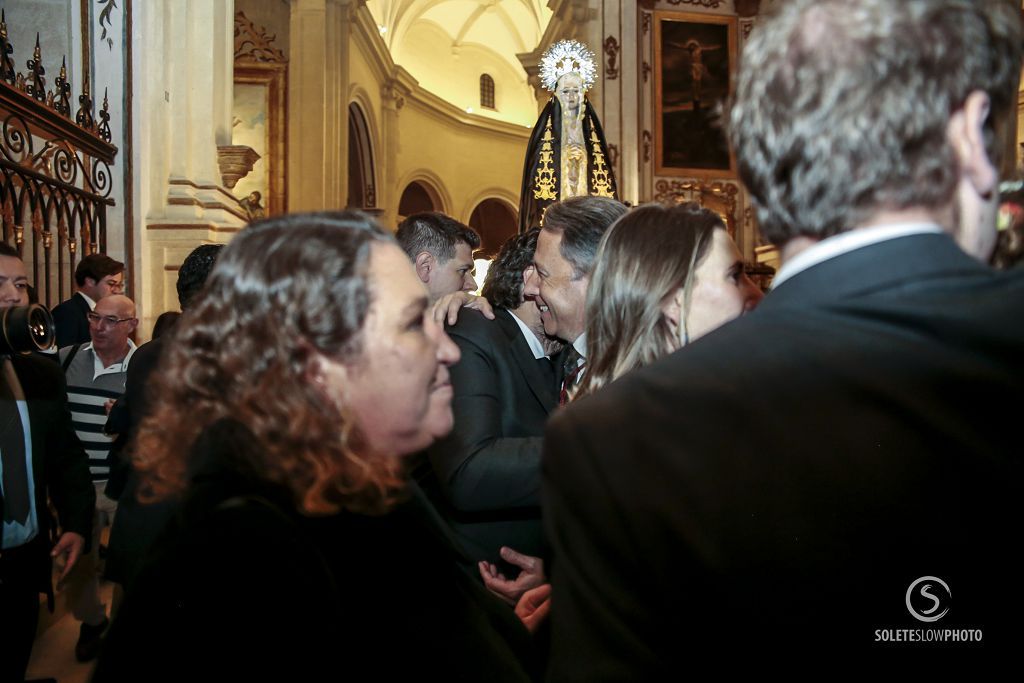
[{"left": 906, "top": 576, "right": 950, "bottom": 623}]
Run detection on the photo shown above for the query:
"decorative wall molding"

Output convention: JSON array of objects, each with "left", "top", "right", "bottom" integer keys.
[
  {"left": 653, "top": 178, "right": 739, "bottom": 236},
  {"left": 234, "top": 11, "right": 287, "bottom": 64},
  {"left": 603, "top": 35, "right": 620, "bottom": 80},
  {"left": 664, "top": 0, "right": 727, "bottom": 8},
  {"left": 642, "top": 130, "right": 651, "bottom": 163},
  {"left": 216, "top": 144, "right": 260, "bottom": 188}
]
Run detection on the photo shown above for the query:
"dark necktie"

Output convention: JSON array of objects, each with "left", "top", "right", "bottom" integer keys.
[
  {"left": 1, "top": 357, "right": 31, "bottom": 525},
  {"left": 559, "top": 347, "right": 584, "bottom": 406}
]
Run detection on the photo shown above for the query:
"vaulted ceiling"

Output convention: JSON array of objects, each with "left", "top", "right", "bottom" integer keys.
[{"left": 367, "top": 0, "right": 551, "bottom": 124}]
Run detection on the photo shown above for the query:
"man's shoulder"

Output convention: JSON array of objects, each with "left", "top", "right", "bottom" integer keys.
[
  {"left": 446, "top": 308, "right": 513, "bottom": 342},
  {"left": 131, "top": 338, "right": 164, "bottom": 367},
  {"left": 10, "top": 351, "right": 65, "bottom": 395},
  {"left": 52, "top": 292, "right": 86, "bottom": 313}
]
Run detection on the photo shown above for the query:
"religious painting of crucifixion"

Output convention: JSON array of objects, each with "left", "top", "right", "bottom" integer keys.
[{"left": 654, "top": 11, "right": 738, "bottom": 178}]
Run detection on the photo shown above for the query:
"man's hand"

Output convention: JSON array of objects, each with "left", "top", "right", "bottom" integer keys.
[
  {"left": 478, "top": 546, "right": 546, "bottom": 605},
  {"left": 514, "top": 583, "right": 552, "bottom": 634},
  {"left": 431, "top": 291, "right": 495, "bottom": 326},
  {"left": 51, "top": 531, "right": 86, "bottom": 582}
]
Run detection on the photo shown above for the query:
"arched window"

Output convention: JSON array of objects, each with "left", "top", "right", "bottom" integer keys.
[{"left": 479, "top": 74, "right": 495, "bottom": 109}]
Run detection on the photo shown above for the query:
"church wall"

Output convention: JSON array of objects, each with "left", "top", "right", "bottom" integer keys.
[
  {"left": 131, "top": 0, "right": 245, "bottom": 339},
  {"left": 394, "top": 20, "right": 537, "bottom": 127},
  {"left": 349, "top": 5, "right": 530, "bottom": 231},
  {"left": 393, "top": 98, "right": 528, "bottom": 228}
]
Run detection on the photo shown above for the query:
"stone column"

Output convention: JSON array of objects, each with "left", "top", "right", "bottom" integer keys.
[
  {"left": 134, "top": 0, "right": 246, "bottom": 339},
  {"left": 287, "top": 0, "right": 352, "bottom": 211},
  {"left": 380, "top": 77, "right": 406, "bottom": 230}
]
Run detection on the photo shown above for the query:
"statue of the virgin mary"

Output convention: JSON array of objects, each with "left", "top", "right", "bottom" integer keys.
[{"left": 518, "top": 40, "right": 618, "bottom": 232}]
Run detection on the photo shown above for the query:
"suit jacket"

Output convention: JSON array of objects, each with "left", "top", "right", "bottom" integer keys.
[
  {"left": 51, "top": 291, "right": 92, "bottom": 349},
  {"left": 103, "top": 337, "right": 175, "bottom": 587},
  {"left": 543, "top": 233, "right": 1024, "bottom": 675},
  {"left": 94, "top": 419, "right": 538, "bottom": 682},
  {"left": 1, "top": 353, "right": 95, "bottom": 597},
  {"left": 425, "top": 308, "right": 558, "bottom": 565}
]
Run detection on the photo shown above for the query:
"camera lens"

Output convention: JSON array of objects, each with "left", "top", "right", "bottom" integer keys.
[{"left": 1, "top": 304, "right": 55, "bottom": 355}]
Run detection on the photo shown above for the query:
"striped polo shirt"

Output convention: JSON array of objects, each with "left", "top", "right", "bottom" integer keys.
[{"left": 59, "top": 341, "right": 136, "bottom": 483}]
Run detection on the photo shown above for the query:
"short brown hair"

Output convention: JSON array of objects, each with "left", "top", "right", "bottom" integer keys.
[{"left": 75, "top": 253, "right": 124, "bottom": 286}]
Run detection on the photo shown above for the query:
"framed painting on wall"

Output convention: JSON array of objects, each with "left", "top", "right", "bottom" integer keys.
[
  {"left": 233, "top": 61, "right": 286, "bottom": 218},
  {"left": 654, "top": 11, "right": 738, "bottom": 178}
]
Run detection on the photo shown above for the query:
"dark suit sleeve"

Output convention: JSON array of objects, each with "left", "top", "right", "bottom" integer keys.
[
  {"left": 19, "top": 356, "right": 95, "bottom": 548},
  {"left": 51, "top": 298, "right": 83, "bottom": 349},
  {"left": 37, "top": 359, "right": 95, "bottom": 543},
  {"left": 543, "top": 408, "right": 660, "bottom": 683},
  {"left": 428, "top": 321, "right": 542, "bottom": 512}
]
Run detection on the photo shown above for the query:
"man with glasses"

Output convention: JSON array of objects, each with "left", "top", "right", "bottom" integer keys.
[
  {"left": 51, "top": 253, "right": 126, "bottom": 348},
  {"left": 58, "top": 293, "right": 137, "bottom": 662}
]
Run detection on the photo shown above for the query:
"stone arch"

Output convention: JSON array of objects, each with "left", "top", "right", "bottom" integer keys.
[
  {"left": 464, "top": 189, "right": 519, "bottom": 257},
  {"left": 347, "top": 101, "right": 377, "bottom": 209},
  {"left": 397, "top": 169, "right": 453, "bottom": 218}
]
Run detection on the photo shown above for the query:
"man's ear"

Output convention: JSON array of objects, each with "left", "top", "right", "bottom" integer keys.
[
  {"left": 948, "top": 90, "right": 997, "bottom": 199},
  {"left": 414, "top": 251, "right": 434, "bottom": 284}
]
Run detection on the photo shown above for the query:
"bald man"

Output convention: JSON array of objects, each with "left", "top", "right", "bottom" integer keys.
[{"left": 58, "top": 294, "right": 138, "bottom": 661}]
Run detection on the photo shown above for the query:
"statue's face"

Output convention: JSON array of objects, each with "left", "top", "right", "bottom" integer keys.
[{"left": 556, "top": 74, "right": 583, "bottom": 111}]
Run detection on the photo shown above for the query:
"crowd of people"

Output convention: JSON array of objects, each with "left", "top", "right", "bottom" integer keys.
[{"left": 2, "top": 0, "right": 1023, "bottom": 679}]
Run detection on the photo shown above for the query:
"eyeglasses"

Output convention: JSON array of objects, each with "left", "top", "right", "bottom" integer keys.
[
  {"left": 86, "top": 312, "right": 134, "bottom": 327},
  {"left": 102, "top": 278, "right": 124, "bottom": 291}
]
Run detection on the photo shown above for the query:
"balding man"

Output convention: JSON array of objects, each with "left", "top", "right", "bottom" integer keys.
[{"left": 58, "top": 293, "right": 138, "bottom": 661}]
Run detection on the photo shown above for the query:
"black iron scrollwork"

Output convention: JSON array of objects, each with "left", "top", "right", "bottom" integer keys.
[
  {"left": 53, "top": 57, "right": 71, "bottom": 117},
  {"left": 76, "top": 75, "right": 94, "bottom": 130},
  {"left": 25, "top": 35, "right": 45, "bottom": 102},
  {"left": 98, "top": 89, "right": 111, "bottom": 143},
  {"left": 0, "top": 11, "right": 15, "bottom": 85}
]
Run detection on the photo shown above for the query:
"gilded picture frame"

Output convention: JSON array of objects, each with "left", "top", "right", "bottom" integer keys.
[
  {"left": 233, "top": 61, "right": 287, "bottom": 217},
  {"left": 654, "top": 11, "right": 738, "bottom": 178}
]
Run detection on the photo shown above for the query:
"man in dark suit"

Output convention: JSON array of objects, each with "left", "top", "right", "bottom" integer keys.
[
  {"left": 425, "top": 230, "right": 562, "bottom": 579},
  {"left": 1, "top": 242, "right": 95, "bottom": 682},
  {"left": 104, "top": 244, "right": 224, "bottom": 592},
  {"left": 51, "top": 253, "right": 125, "bottom": 348},
  {"left": 522, "top": 197, "right": 627, "bottom": 404},
  {"left": 543, "top": 0, "right": 1024, "bottom": 673}
]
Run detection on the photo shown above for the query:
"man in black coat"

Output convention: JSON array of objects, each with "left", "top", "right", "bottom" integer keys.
[
  {"left": 543, "top": 0, "right": 1024, "bottom": 673},
  {"left": 426, "top": 230, "right": 562, "bottom": 575},
  {"left": 104, "top": 244, "right": 224, "bottom": 591},
  {"left": 1, "top": 243, "right": 95, "bottom": 681},
  {"left": 51, "top": 253, "right": 125, "bottom": 348}
]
